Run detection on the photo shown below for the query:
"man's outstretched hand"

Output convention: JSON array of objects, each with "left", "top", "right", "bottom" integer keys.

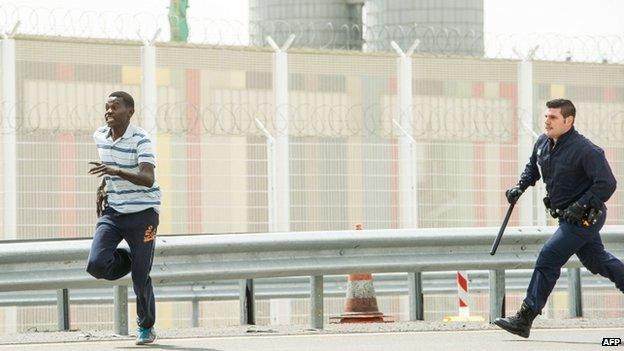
[
  {"left": 90, "top": 162, "right": 111, "bottom": 217},
  {"left": 88, "top": 161, "right": 119, "bottom": 177}
]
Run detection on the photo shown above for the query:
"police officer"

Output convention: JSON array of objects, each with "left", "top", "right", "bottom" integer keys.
[{"left": 494, "top": 98, "right": 624, "bottom": 338}]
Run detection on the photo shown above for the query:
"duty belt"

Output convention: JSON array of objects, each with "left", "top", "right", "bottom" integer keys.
[{"left": 543, "top": 197, "right": 602, "bottom": 228}]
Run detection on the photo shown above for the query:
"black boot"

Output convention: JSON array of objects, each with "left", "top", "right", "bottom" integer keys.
[{"left": 493, "top": 302, "right": 539, "bottom": 338}]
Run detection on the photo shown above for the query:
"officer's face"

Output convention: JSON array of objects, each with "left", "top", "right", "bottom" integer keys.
[{"left": 544, "top": 107, "right": 573, "bottom": 141}]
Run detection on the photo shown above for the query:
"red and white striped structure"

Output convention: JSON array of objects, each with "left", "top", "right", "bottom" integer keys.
[{"left": 457, "top": 271, "right": 470, "bottom": 317}]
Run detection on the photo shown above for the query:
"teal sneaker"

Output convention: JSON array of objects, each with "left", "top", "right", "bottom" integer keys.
[{"left": 135, "top": 327, "right": 156, "bottom": 345}]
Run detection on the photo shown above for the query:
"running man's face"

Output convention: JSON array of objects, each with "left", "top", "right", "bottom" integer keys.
[
  {"left": 544, "top": 107, "right": 573, "bottom": 141},
  {"left": 104, "top": 96, "right": 133, "bottom": 128}
]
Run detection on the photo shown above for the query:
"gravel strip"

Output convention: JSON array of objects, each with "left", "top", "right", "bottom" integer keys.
[{"left": 1, "top": 318, "right": 623, "bottom": 345}]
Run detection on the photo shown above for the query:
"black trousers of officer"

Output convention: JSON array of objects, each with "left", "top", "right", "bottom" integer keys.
[
  {"left": 524, "top": 207, "right": 624, "bottom": 313},
  {"left": 86, "top": 207, "right": 159, "bottom": 329}
]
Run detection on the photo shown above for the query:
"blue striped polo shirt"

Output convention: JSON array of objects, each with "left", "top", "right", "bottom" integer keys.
[{"left": 93, "top": 124, "right": 161, "bottom": 214}]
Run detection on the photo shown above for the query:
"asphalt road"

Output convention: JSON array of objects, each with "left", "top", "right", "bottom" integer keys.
[{"left": 2, "top": 328, "right": 622, "bottom": 351}]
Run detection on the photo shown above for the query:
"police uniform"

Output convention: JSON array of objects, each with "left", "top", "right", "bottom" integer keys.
[{"left": 517, "top": 126, "right": 624, "bottom": 313}]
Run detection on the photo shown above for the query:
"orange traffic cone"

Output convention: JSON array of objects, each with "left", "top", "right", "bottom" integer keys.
[{"left": 330, "top": 224, "right": 394, "bottom": 323}]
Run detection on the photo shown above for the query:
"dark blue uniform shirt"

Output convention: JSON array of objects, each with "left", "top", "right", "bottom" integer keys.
[{"left": 518, "top": 127, "right": 617, "bottom": 211}]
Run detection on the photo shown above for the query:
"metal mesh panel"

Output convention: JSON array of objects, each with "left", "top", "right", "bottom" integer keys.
[
  {"left": 5, "top": 41, "right": 277, "bottom": 238},
  {"left": 415, "top": 141, "right": 524, "bottom": 227},
  {"left": 0, "top": 5, "right": 623, "bottom": 336},
  {"left": 286, "top": 51, "right": 524, "bottom": 229},
  {"left": 288, "top": 51, "right": 396, "bottom": 230},
  {"left": 155, "top": 45, "right": 273, "bottom": 235},
  {"left": 12, "top": 38, "right": 141, "bottom": 239},
  {"left": 0, "top": 41, "right": 4, "bottom": 237},
  {"left": 3, "top": 36, "right": 623, "bottom": 240},
  {"left": 409, "top": 57, "right": 521, "bottom": 227}
]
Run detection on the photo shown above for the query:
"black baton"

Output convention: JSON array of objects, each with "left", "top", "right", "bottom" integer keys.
[{"left": 490, "top": 203, "right": 515, "bottom": 255}]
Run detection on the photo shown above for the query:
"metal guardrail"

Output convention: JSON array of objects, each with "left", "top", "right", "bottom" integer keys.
[
  {"left": 1, "top": 226, "right": 623, "bottom": 333},
  {"left": 0, "top": 270, "right": 614, "bottom": 306}
]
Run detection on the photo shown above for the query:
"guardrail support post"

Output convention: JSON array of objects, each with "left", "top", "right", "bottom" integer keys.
[
  {"left": 567, "top": 267, "right": 582, "bottom": 317},
  {"left": 56, "top": 289, "right": 70, "bottom": 331},
  {"left": 489, "top": 269, "right": 505, "bottom": 322},
  {"left": 310, "top": 275, "right": 324, "bottom": 329},
  {"left": 191, "top": 298, "right": 200, "bottom": 327},
  {"left": 516, "top": 46, "right": 540, "bottom": 225},
  {"left": 408, "top": 272, "right": 424, "bottom": 320},
  {"left": 113, "top": 285, "right": 128, "bottom": 335},
  {"left": 239, "top": 279, "right": 255, "bottom": 325}
]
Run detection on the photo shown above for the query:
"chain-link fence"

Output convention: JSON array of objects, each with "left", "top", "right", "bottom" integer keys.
[
  {"left": 0, "top": 33, "right": 623, "bottom": 239},
  {"left": 1, "top": 8, "right": 624, "bottom": 335}
]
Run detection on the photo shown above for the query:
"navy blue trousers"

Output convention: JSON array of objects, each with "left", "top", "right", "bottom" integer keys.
[
  {"left": 524, "top": 208, "right": 624, "bottom": 313},
  {"left": 86, "top": 207, "right": 159, "bottom": 329}
]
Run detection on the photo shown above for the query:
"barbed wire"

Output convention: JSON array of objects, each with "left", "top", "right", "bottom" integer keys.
[
  {"left": 1, "top": 5, "right": 623, "bottom": 63},
  {"left": 3, "top": 101, "right": 623, "bottom": 143}
]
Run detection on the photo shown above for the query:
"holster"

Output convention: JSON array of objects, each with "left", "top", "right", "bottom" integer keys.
[
  {"left": 545, "top": 196, "right": 603, "bottom": 227},
  {"left": 581, "top": 207, "right": 602, "bottom": 228},
  {"left": 543, "top": 196, "right": 559, "bottom": 218}
]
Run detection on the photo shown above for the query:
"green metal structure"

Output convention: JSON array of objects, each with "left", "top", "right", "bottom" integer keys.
[{"left": 169, "top": 0, "right": 189, "bottom": 42}]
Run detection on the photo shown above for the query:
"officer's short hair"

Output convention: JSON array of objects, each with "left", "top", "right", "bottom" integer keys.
[
  {"left": 546, "top": 99, "right": 575, "bottom": 118},
  {"left": 108, "top": 91, "right": 135, "bottom": 109}
]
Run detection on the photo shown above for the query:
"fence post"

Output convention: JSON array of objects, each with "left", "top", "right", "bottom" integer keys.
[
  {"left": 266, "top": 35, "right": 294, "bottom": 234},
  {"left": 113, "top": 285, "right": 128, "bottom": 335},
  {"left": 393, "top": 41, "right": 424, "bottom": 322},
  {"left": 489, "top": 269, "right": 506, "bottom": 322},
  {"left": 265, "top": 34, "right": 294, "bottom": 328},
  {"left": 567, "top": 267, "right": 583, "bottom": 317},
  {"left": 2, "top": 22, "right": 20, "bottom": 335},
  {"left": 391, "top": 40, "right": 420, "bottom": 229},
  {"left": 255, "top": 118, "right": 281, "bottom": 325},
  {"left": 254, "top": 119, "right": 276, "bottom": 232},
  {"left": 57, "top": 289, "right": 70, "bottom": 331},
  {"left": 141, "top": 28, "right": 160, "bottom": 146},
  {"left": 516, "top": 46, "right": 539, "bottom": 226}
]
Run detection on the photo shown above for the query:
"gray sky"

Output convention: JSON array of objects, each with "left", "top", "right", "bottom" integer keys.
[{"left": 485, "top": 0, "right": 623, "bottom": 35}]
